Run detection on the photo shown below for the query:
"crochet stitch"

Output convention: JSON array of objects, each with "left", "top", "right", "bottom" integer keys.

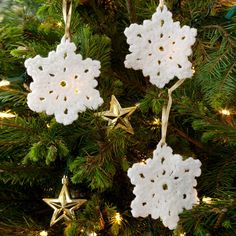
[
  {"left": 25, "top": 37, "right": 103, "bottom": 125},
  {"left": 124, "top": 5, "right": 197, "bottom": 88}
]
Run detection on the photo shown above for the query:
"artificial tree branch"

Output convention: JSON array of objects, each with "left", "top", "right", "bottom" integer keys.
[
  {"left": 171, "top": 126, "right": 205, "bottom": 150},
  {"left": 125, "top": 0, "right": 137, "bottom": 23}
]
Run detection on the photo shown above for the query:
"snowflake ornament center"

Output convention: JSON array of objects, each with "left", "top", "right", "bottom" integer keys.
[
  {"left": 25, "top": 37, "right": 103, "bottom": 125},
  {"left": 60, "top": 81, "right": 67, "bottom": 88},
  {"left": 124, "top": 4, "right": 197, "bottom": 88},
  {"left": 127, "top": 143, "right": 201, "bottom": 230}
]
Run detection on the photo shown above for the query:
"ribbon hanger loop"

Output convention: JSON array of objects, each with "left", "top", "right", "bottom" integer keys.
[
  {"left": 160, "top": 79, "right": 186, "bottom": 146},
  {"left": 159, "top": 0, "right": 165, "bottom": 8},
  {"left": 63, "top": 0, "right": 72, "bottom": 40}
]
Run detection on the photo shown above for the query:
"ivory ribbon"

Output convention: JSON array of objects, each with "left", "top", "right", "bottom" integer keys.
[
  {"left": 159, "top": 0, "right": 165, "bottom": 7},
  {"left": 160, "top": 79, "right": 186, "bottom": 146},
  {"left": 63, "top": 0, "right": 72, "bottom": 40}
]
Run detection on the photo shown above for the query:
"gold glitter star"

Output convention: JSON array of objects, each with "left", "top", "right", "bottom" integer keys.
[
  {"left": 96, "top": 95, "right": 137, "bottom": 134},
  {"left": 43, "top": 176, "right": 87, "bottom": 226}
]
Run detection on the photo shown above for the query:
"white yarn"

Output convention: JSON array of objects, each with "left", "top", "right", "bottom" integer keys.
[
  {"left": 124, "top": 5, "right": 197, "bottom": 88},
  {"left": 127, "top": 143, "right": 201, "bottom": 230},
  {"left": 25, "top": 37, "right": 103, "bottom": 125}
]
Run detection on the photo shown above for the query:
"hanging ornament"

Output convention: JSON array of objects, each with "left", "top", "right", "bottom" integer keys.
[
  {"left": 25, "top": 0, "right": 103, "bottom": 125},
  {"left": 124, "top": 0, "right": 197, "bottom": 88},
  {"left": 43, "top": 176, "right": 87, "bottom": 226},
  {"left": 95, "top": 95, "right": 137, "bottom": 134},
  {"left": 126, "top": 0, "right": 201, "bottom": 230},
  {"left": 127, "top": 143, "right": 201, "bottom": 230}
]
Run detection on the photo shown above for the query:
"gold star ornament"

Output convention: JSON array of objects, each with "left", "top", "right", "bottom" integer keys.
[
  {"left": 43, "top": 176, "right": 87, "bottom": 226},
  {"left": 96, "top": 95, "right": 137, "bottom": 134}
]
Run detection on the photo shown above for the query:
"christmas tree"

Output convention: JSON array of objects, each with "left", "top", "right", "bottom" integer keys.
[{"left": 0, "top": 0, "right": 236, "bottom": 235}]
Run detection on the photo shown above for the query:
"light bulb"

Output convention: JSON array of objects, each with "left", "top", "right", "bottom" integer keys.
[
  {"left": 40, "top": 231, "right": 48, "bottom": 236},
  {"left": 202, "top": 196, "right": 212, "bottom": 204},
  {"left": 0, "top": 80, "right": 10, "bottom": 87},
  {"left": 152, "top": 118, "right": 161, "bottom": 126},
  {"left": 57, "top": 21, "right": 63, "bottom": 27},
  {"left": 114, "top": 212, "right": 122, "bottom": 225},
  {"left": 87, "top": 232, "right": 97, "bottom": 236},
  {"left": 140, "top": 159, "right": 146, "bottom": 165},
  {"left": 220, "top": 109, "right": 231, "bottom": 116},
  {"left": 0, "top": 111, "right": 15, "bottom": 118}
]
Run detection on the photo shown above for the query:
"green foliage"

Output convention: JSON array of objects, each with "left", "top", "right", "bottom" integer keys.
[
  {"left": 0, "top": 162, "right": 60, "bottom": 187},
  {"left": 75, "top": 27, "right": 112, "bottom": 73},
  {"left": 0, "top": 82, "right": 27, "bottom": 108},
  {"left": 70, "top": 129, "right": 129, "bottom": 191},
  {"left": 180, "top": 193, "right": 236, "bottom": 236},
  {"left": 70, "top": 154, "right": 114, "bottom": 190},
  {"left": 0, "top": 0, "right": 236, "bottom": 235},
  {"left": 196, "top": 23, "right": 236, "bottom": 109},
  {"left": 140, "top": 87, "right": 166, "bottom": 114},
  {"left": 64, "top": 222, "right": 78, "bottom": 236},
  {"left": 0, "top": 115, "right": 71, "bottom": 166}
]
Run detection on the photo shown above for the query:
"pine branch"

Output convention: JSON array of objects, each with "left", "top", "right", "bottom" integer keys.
[
  {"left": 125, "top": 0, "right": 137, "bottom": 23},
  {"left": 203, "top": 24, "right": 236, "bottom": 48},
  {"left": 172, "top": 126, "right": 205, "bottom": 150}
]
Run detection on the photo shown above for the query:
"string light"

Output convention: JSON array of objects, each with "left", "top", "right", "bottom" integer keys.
[
  {"left": 179, "top": 233, "right": 186, "bottom": 236},
  {"left": 87, "top": 232, "right": 97, "bottom": 236},
  {"left": 57, "top": 21, "right": 63, "bottom": 27},
  {"left": 191, "top": 66, "right": 195, "bottom": 74},
  {"left": 220, "top": 109, "right": 231, "bottom": 116},
  {"left": 152, "top": 118, "right": 161, "bottom": 126},
  {"left": 0, "top": 80, "right": 10, "bottom": 87},
  {"left": 0, "top": 111, "right": 16, "bottom": 118},
  {"left": 114, "top": 212, "right": 123, "bottom": 225},
  {"left": 202, "top": 196, "right": 213, "bottom": 204},
  {"left": 40, "top": 231, "right": 48, "bottom": 236},
  {"left": 140, "top": 159, "right": 146, "bottom": 165}
]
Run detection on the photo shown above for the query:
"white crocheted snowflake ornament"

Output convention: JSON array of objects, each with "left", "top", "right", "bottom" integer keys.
[
  {"left": 124, "top": 4, "right": 197, "bottom": 88},
  {"left": 25, "top": 37, "right": 103, "bottom": 125},
  {"left": 127, "top": 143, "right": 201, "bottom": 230}
]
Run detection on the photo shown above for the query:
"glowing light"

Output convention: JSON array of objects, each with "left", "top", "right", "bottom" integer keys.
[
  {"left": 0, "top": 80, "right": 10, "bottom": 87},
  {"left": 179, "top": 233, "right": 186, "bottom": 236},
  {"left": 87, "top": 232, "right": 97, "bottom": 236},
  {"left": 40, "top": 231, "right": 48, "bottom": 236},
  {"left": 191, "top": 66, "right": 195, "bottom": 74},
  {"left": 80, "top": 229, "right": 84, "bottom": 233},
  {"left": 0, "top": 111, "right": 16, "bottom": 118},
  {"left": 140, "top": 159, "right": 146, "bottom": 165},
  {"left": 46, "top": 124, "right": 50, "bottom": 128},
  {"left": 220, "top": 109, "right": 231, "bottom": 116},
  {"left": 152, "top": 118, "right": 161, "bottom": 126},
  {"left": 202, "top": 196, "right": 213, "bottom": 204},
  {"left": 114, "top": 212, "right": 123, "bottom": 225},
  {"left": 57, "top": 21, "right": 63, "bottom": 27}
]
